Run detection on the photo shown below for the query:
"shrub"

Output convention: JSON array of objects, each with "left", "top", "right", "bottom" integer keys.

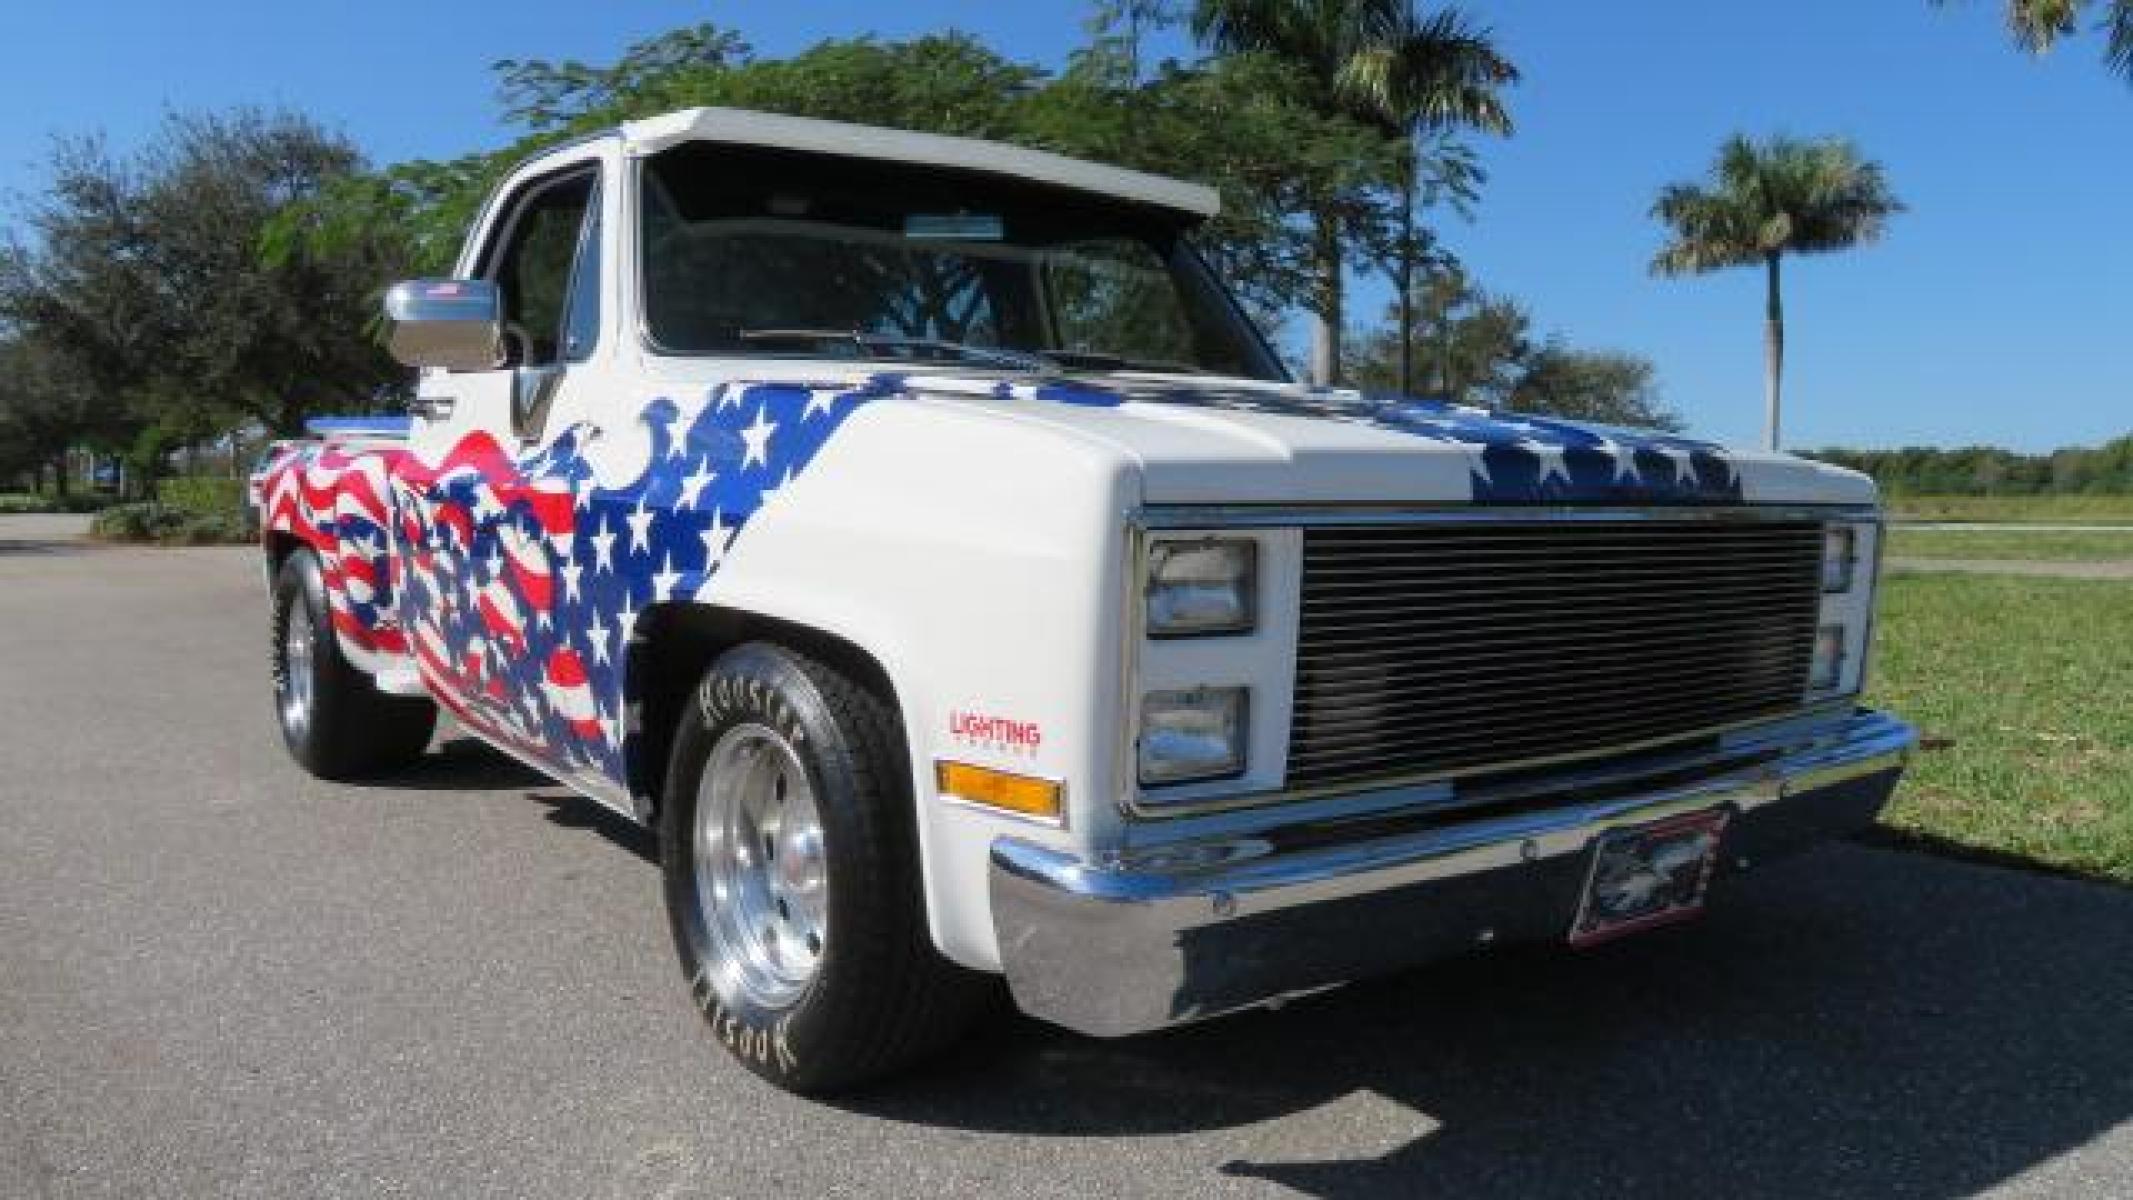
[
  {"left": 89, "top": 503, "right": 175, "bottom": 541},
  {"left": 157, "top": 476, "right": 249, "bottom": 519},
  {"left": 88, "top": 502, "right": 253, "bottom": 545},
  {"left": 172, "top": 509, "right": 251, "bottom": 545},
  {"left": 0, "top": 492, "right": 118, "bottom": 514}
]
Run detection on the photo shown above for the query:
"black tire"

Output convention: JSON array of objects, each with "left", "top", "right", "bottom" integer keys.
[
  {"left": 660, "top": 641, "right": 990, "bottom": 1094},
  {"left": 270, "top": 548, "right": 436, "bottom": 780}
]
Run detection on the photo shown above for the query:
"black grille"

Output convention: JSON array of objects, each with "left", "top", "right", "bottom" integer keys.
[{"left": 1286, "top": 520, "right": 1824, "bottom": 793}]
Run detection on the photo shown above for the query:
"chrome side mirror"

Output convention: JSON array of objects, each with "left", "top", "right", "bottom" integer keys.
[{"left": 383, "top": 278, "right": 504, "bottom": 371}]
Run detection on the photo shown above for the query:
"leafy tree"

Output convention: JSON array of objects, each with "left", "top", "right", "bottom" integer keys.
[
  {"left": 1348, "top": 265, "right": 1680, "bottom": 429},
  {"left": 1934, "top": 0, "right": 2133, "bottom": 79},
  {"left": 4, "top": 109, "right": 405, "bottom": 474},
  {"left": 0, "top": 337, "right": 110, "bottom": 493},
  {"left": 1650, "top": 134, "right": 1902, "bottom": 451},
  {"left": 1345, "top": 264, "right": 1529, "bottom": 400},
  {"left": 494, "top": 23, "right": 753, "bottom": 131},
  {"left": 1190, "top": 0, "right": 1515, "bottom": 386},
  {"left": 1026, "top": 39, "right": 1403, "bottom": 331},
  {"left": 1508, "top": 343, "right": 1680, "bottom": 431}
]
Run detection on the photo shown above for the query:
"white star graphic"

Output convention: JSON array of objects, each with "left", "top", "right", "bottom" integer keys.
[
  {"left": 1448, "top": 439, "right": 1494, "bottom": 485},
  {"left": 484, "top": 544, "right": 504, "bottom": 580},
  {"left": 625, "top": 497, "right": 656, "bottom": 554},
  {"left": 700, "top": 508, "right": 733, "bottom": 568},
  {"left": 1592, "top": 436, "right": 1643, "bottom": 484},
  {"left": 803, "top": 388, "right": 839, "bottom": 420},
  {"left": 1654, "top": 443, "right": 1700, "bottom": 488},
  {"left": 585, "top": 609, "right": 612, "bottom": 666},
  {"left": 651, "top": 553, "right": 683, "bottom": 602},
  {"left": 1516, "top": 437, "right": 1573, "bottom": 487},
  {"left": 678, "top": 462, "right": 715, "bottom": 510},
  {"left": 559, "top": 559, "right": 583, "bottom": 604},
  {"left": 740, "top": 404, "right": 777, "bottom": 471},
  {"left": 574, "top": 479, "right": 595, "bottom": 512},
  {"left": 617, "top": 595, "right": 640, "bottom": 647},
  {"left": 589, "top": 515, "right": 617, "bottom": 574},
  {"left": 713, "top": 383, "right": 742, "bottom": 412}
]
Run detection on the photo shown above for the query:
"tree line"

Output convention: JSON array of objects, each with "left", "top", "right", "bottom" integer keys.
[
  {"left": 1809, "top": 437, "right": 2133, "bottom": 496},
  {"left": 2, "top": 0, "right": 2112, "bottom": 493}
]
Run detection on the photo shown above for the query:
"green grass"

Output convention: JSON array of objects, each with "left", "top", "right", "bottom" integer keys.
[
  {"left": 1886, "top": 527, "right": 2133, "bottom": 561},
  {"left": 1887, "top": 494, "right": 2133, "bottom": 524},
  {"left": 1868, "top": 573, "right": 2133, "bottom": 884}
]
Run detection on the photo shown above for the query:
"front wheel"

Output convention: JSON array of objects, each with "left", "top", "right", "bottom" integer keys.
[
  {"left": 660, "top": 642, "right": 989, "bottom": 1093},
  {"left": 271, "top": 549, "right": 436, "bottom": 780}
]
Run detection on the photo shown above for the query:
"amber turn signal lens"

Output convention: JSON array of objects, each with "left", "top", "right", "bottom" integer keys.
[{"left": 935, "top": 761, "right": 1062, "bottom": 820}]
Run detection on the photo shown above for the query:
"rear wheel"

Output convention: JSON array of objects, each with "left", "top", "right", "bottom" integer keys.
[
  {"left": 271, "top": 549, "right": 436, "bottom": 780},
  {"left": 661, "top": 641, "right": 989, "bottom": 1093}
]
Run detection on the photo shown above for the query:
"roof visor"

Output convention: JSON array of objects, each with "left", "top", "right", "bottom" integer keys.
[{"left": 620, "top": 106, "right": 1220, "bottom": 220}]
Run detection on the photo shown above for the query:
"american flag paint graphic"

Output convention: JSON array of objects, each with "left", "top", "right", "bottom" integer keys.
[{"left": 263, "top": 373, "right": 1744, "bottom": 794}]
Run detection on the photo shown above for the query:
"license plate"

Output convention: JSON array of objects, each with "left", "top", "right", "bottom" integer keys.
[{"left": 1569, "top": 808, "right": 1730, "bottom": 947}]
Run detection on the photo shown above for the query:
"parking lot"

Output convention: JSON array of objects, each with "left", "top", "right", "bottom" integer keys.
[{"left": 5, "top": 519, "right": 2132, "bottom": 1199}]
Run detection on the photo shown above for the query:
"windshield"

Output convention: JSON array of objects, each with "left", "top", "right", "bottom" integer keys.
[{"left": 638, "top": 143, "right": 1283, "bottom": 380}]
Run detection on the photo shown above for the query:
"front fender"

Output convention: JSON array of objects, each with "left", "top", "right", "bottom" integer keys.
[{"left": 699, "top": 398, "right": 1140, "bottom": 971}]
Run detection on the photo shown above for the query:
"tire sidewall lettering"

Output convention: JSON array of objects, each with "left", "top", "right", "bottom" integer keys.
[{"left": 684, "top": 661, "right": 824, "bottom": 1081}]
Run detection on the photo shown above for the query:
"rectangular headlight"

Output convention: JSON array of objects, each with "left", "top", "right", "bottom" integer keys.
[
  {"left": 1146, "top": 539, "right": 1257, "bottom": 637},
  {"left": 1822, "top": 524, "right": 1858, "bottom": 593},
  {"left": 1138, "top": 687, "right": 1247, "bottom": 785}
]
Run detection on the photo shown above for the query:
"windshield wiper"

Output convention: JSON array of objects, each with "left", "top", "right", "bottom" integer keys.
[
  {"left": 738, "top": 329, "right": 1055, "bottom": 374},
  {"left": 1045, "top": 349, "right": 1209, "bottom": 376}
]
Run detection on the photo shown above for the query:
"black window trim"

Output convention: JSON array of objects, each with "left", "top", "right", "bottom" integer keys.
[{"left": 475, "top": 161, "right": 605, "bottom": 365}]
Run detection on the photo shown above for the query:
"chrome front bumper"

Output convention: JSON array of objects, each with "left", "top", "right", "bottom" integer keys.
[{"left": 989, "top": 708, "right": 1916, "bottom": 1037}]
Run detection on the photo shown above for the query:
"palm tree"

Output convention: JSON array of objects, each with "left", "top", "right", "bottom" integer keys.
[
  {"left": 1936, "top": 0, "right": 2133, "bottom": 79},
  {"left": 1191, "top": 0, "right": 1514, "bottom": 388},
  {"left": 1650, "top": 135, "right": 1902, "bottom": 452}
]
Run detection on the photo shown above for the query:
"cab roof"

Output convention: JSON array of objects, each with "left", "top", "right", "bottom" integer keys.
[{"left": 615, "top": 106, "right": 1220, "bottom": 220}]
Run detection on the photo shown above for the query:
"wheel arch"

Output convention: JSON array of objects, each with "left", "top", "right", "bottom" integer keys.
[
  {"left": 262, "top": 529, "right": 307, "bottom": 583},
  {"left": 624, "top": 601, "right": 905, "bottom": 826}
]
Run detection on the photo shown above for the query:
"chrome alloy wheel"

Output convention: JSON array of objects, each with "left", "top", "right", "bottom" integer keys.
[
  {"left": 280, "top": 602, "right": 316, "bottom": 740},
  {"left": 694, "top": 723, "right": 829, "bottom": 1009}
]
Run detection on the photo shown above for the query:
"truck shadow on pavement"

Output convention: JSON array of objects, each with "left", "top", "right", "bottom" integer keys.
[
  {"left": 360, "top": 737, "right": 553, "bottom": 794},
  {"left": 852, "top": 843, "right": 2133, "bottom": 1199}
]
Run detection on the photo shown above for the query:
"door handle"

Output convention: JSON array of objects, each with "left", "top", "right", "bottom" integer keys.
[{"left": 411, "top": 393, "right": 457, "bottom": 421}]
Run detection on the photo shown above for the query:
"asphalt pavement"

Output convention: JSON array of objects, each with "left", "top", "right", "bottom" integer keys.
[{"left": 5, "top": 516, "right": 2133, "bottom": 1199}]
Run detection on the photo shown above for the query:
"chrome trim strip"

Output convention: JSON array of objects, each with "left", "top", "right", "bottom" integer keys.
[
  {"left": 1136, "top": 503, "right": 1881, "bottom": 529},
  {"left": 991, "top": 708, "right": 1915, "bottom": 1037},
  {"left": 1126, "top": 699, "right": 1857, "bottom": 825}
]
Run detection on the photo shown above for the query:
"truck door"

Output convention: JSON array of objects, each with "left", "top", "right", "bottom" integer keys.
[{"left": 397, "top": 157, "right": 613, "bottom": 775}]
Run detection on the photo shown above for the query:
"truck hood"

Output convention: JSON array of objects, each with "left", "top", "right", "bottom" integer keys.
[{"left": 880, "top": 372, "right": 1875, "bottom": 509}]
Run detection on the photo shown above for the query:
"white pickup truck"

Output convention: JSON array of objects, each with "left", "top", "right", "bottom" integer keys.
[{"left": 259, "top": 107, "right": 1916, "bottom": 1093}]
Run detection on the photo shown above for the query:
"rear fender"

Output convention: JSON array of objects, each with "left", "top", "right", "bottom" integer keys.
[{"left": 256, "top": 440, "right": 409, "bottom": 673}]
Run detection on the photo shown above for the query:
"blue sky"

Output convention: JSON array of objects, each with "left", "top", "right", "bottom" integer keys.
[{"left": 3, "top": 0, "right": 2127, "bottom": 450}]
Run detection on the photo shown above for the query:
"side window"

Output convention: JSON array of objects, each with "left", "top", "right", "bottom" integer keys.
[
  {"left": 562, "top": 188, "right": 602, "bottom": 363},
  {"left": 484, "top": 169, "right": 599, "bottom": 369}
]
